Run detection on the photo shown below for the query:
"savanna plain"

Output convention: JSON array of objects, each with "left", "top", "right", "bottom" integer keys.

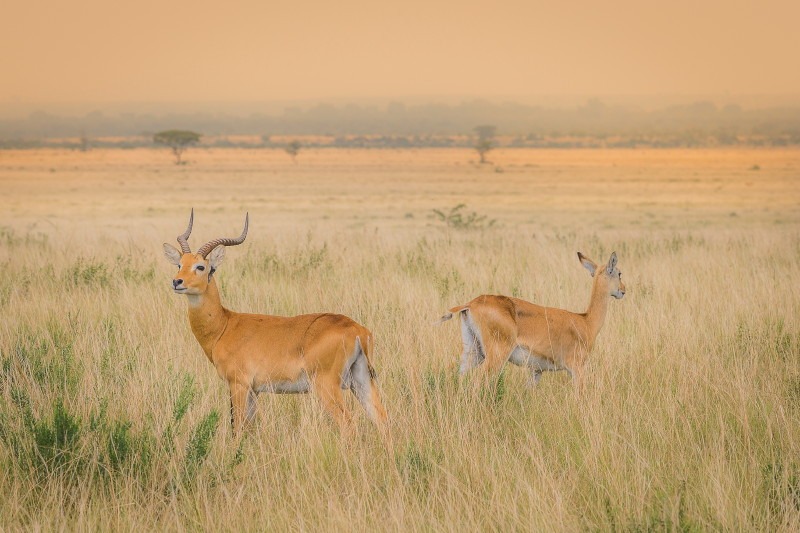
[{"left": 0, "top": 147, "right": 799, "bottom": 531}]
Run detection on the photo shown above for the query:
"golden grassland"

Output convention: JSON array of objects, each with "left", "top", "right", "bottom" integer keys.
[{"left": 0, "top": 147, "right": 799, "bottom": 531}]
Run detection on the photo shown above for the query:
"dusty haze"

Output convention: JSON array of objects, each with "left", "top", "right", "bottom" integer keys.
[{"left": 2, "top": 0, "right": 799, "bottom": 105}]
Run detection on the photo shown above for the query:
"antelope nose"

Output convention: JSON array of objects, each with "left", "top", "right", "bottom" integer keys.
[{"left": 173, "top": 279, "right": 183, "bottom": 288}]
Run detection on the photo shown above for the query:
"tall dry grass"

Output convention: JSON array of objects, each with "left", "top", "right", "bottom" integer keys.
[{"left": 0, "top": 148, "right": 798, "bottom": 531}]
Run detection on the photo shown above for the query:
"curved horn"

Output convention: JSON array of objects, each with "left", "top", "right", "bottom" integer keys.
[
  {"left": 176, "top": 208, "right": 194, "bottom": 254},
  {"left": 197, "top": 213, "right": 249, "bottom": 258}
]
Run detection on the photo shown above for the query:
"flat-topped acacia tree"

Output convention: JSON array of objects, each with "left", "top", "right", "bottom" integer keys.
[{"left": 154, "top": 130, "right": 201, "bottom": 165}]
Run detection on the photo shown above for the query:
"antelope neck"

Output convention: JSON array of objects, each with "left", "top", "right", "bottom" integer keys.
[
  {"left": 186, "top": 278, "right": 230, "bottom": 359},
  {"left": 584, "top": 275, "right": 610, "bottom": 341}
]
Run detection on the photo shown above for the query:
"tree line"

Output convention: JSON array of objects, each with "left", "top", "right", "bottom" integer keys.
[{"left": 2, "top": 100, "right": 798, "bottom": 145}]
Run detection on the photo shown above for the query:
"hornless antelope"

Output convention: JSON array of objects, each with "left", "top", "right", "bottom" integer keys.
[
  {"left": 436, "top": 252, "right": 625, "bottom": 386},
  {"left": 162, "top": 210, "right": 388, "bottom": 434}
]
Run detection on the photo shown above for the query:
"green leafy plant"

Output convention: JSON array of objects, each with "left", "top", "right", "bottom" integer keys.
[
  {"left": 183, "top": 410, "right": 220, "bottom": 484},
  {"left": 432, "top": 204, "right": 496, "bottom": 230}
]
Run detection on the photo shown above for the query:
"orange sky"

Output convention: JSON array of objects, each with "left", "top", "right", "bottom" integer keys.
[{"left": 2, "top": 0, "right": 799, "bottom": 104}]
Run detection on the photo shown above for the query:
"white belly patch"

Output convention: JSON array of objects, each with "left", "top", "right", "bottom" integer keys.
[
  {"left": 507, "top": 346, "right": 561, "bottom": 372},
  {"left": 255, "top": 373, "right": 310, "bottom": 394}
]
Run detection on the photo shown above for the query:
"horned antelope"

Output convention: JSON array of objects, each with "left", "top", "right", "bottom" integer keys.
[
  {"left": 162, "top": 210, "right": 388, "bottom": 435},
  {"left": 436, "top": 252, "right": 625, "bottom": 387}
]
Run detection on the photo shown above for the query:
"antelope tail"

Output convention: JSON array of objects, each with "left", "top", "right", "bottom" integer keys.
[
  {"left": 432, "top": 305, "right": 469, "bottom": 325},
  {"left": 432, "top": 312, "right": 453, "bottom": 325}
]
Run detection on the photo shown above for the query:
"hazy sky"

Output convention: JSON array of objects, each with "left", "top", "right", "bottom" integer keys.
[{"left": 2, "top": 0, "right": 799, "bottom": 105}]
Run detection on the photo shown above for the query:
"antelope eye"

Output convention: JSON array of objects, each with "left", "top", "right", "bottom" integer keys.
[{"left": 196, "top": 265, "right": 205, "bottom": 272}]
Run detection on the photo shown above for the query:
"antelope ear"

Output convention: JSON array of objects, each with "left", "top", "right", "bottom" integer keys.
[
  {"left": 577, "top": 252, "right": 597, "bottom": 277},
  {"left": 206, "top": 245, "right": 226, "bottom": 269},
  {"left": 606, "top": 251, "right": 618, "bottom": 275},
  {"left": 163, "top": 243, "right": 182, "bottom": 266}
]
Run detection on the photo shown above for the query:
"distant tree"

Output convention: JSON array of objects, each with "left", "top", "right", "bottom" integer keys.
[
  {"left": 260, "top": 134, "right": 272, "bottom": 146},
  {"left": 474, "top": 125, "right": 496, "bottom": 164},
  {"left": 78, "top": 131, "right": 91, "bottom": 152},
  {"left": 153, "top": 130, "right": 201, "bottom": 165},
  {"left": 285, "top": 140, "right": 301, "bottom": 163}
]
